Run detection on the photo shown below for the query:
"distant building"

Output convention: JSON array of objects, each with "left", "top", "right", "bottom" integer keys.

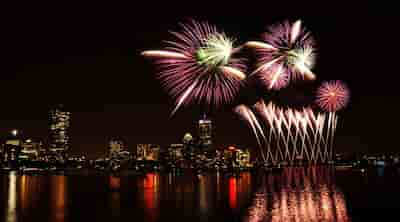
[
  {"left": 19, "top": 138, "right": 42, "bottom": 160},
  {"left": 136, "top": 144, "right": 160, "bottom": 161},
  {"left": 182, "top": 132, "right": 196, "bottom": 159},
  {"left": 168, "top": 144, "right": 184, "bottom": 161},
  {"left": 2, "top": 130, "right": 23, "bottom": 166},
  {"left": 198, "top": 114, "right": 212, "bottom": 153},
  {"left": 223, "top": 146, "right": 252, "bottom": 168},
  {"left": 236, "top": 149, "right": 251, "bottom": 167},
  {"left": 182, "top": 133, "right": 193, "bottom": 144},
  {"left": 49, "top": 105, "right": 71, "bottom": 158},
  {"left": 108, "top": 138, "right": 126, "bottom": 158}
]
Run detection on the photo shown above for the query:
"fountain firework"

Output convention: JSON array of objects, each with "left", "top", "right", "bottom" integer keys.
[
  {"left": 316, "top": 80, "right": 350, "bottom": 161},
  {"left": 235, "top": 100, "right": 338, "bottom": 164}
]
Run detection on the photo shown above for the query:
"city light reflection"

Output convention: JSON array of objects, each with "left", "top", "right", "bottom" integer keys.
[
  {"left": 244, "top": 167, "right": 351, "bottom": 222},
  {"left": 51, "top": 176, "right": 67, "bottom": 222},
  {"left": 109, "top": 176, "right": 120, "bottom": 219},
  {"left": 19, "top": 175, "right": 41, "bottom": 211},
  {"left": 229, "top": 177, "right": 237, "bottom": 209},
  {"left": 142, "top": 173, "right": 159, "bottom": 222},
  {"left": 7, "top": 172, "right": 17, "bottom": 222},
  {"left": 109, "top": 176, "right": 120, "bottom": 190}
]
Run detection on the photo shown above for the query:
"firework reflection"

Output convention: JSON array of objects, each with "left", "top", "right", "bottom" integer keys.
[{"left": 244, "top": 167, "right": 351, "bottom": 222}]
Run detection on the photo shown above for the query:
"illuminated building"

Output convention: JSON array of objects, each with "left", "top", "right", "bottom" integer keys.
[
  {"left": 49, "top": 105, "right": 70, "bottom": 158},
  {"left": 136, "top": 144, "right": 147, "bottom": 160},
  {"left": 2, "top": 131, "right": 43, "bottom": 163},
  {"left": 2, "top": 130, "right": 23, "bottom": 164},
  {"left": 19, "top": 138, "right": 42, "bottom": 160},
  {"left": 236, "top": 149, "right": 251, "bottom": 168},
  {"left": 183, "top": 133, "right": 193, "bottom": 144},
  {"left": 136, "top": 144, "right": 160, "bottom": 161},
  {"left": 168, "top": 144, "right": 184, "bottom": 161},
  {"left": 147, "top": 144, "right": 160, "bottom": 161},
  {"left": 223, "top": 146, "right": 252, "bottom": 168},
  {"left": 108, "top": 138, "right": 126, "bottom": 158},
  {"left": 198, "top": 114, "right": 212, "bottom": 153},
  {"left": 182, "top": 132, "right": 196, "bottom": 160}
]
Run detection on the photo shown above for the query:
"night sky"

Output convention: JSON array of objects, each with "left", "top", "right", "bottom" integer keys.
[{"left": 1, "top": 2, "right": 399, "bottom": 158}]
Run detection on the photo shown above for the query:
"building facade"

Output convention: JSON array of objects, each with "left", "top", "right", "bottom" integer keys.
[
  {"left": 108, "top": 138, "right": 126, "bottom": 158},
  {"left": 168, "top": 143, "right": 184, "bottom": 162},
  {"left": 198, "top": 115, "right": 212, "bottom": 153},
  {"left": 49, "top": 105, "right": 71, "bottom": 158},
  {"left": 136, "top": 144, "right": 160, "bottom": 161},
  {"left": 19, "top": 138, "right": 42, "bottom": 160}
]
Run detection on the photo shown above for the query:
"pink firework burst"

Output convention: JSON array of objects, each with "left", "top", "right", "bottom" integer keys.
[
  {"left": 316, "top": 80, "right": 350, "bottom": 112},
  {"left": 246, "top": 20, "right": 316, "bottom": 85},
  {"left": 259, "top": 63, "right": 289, "bottom": 90},
  {"left": 142, "top": 20, "right": 246, "bottom": 115}
]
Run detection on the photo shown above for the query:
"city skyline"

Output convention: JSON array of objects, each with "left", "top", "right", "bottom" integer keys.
[{"left": 1, "top": 4, "right": 400, "bottom": 157}]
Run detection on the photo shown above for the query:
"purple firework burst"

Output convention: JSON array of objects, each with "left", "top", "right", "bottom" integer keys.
[
  {"left": 259, "top": 63, "right": 289, "bottom": 90},
  {"left": 142, "top": 20, "right": 246, "bottom": 115},
  {"left": 316, "top": 80, "right": 350, "bottom": 112},
  {"left": 247, "top": 20, "right": 316, "bottom": 86}
]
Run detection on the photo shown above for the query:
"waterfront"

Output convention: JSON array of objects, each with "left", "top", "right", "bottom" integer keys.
[{"left": 1, "top": 167, "right": 400, "bottom": 222}]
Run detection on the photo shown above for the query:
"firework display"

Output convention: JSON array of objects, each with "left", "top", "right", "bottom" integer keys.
[
  {"left": 316, "top": 80, "right": 350, "bottom": 113},
  {"left": 259, "top": 63, "right": 290, "bottom": 90},
  {"left": 142, "top": 20, "right": 246, "bottom": 116},
  {"left": 235, "top": 100, "right": 344, "bottom": 164},
  {"left": 143, "top": 18, "right": 350, "bottom": 165},
  {"left": 246, "top": 20, "right": 316, "bottom": 88},
  {"left": 234, "top": 105, "right": 266, "bottom": 161},
  {"left": 316, "top": 80, "right": 350, "bottom": 163}
]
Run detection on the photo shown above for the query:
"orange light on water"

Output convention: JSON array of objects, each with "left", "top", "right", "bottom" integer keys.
[
  {"left": 229, "top": 177, "right": 237, "bottom": 209},
  {"left": 109, "top": 176, "right": 120, "bottom": 190}
]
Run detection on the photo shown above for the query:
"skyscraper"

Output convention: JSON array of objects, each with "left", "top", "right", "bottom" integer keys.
[
  {"left": 49, "top": 105, "right": 70, "bottom": 158},
  {"left": 198, "top": 114, "right": 212, "bottom": 152}
]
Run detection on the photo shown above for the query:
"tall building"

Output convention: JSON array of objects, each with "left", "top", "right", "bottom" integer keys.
[
  {"left": 49, "top": 105, "right": 71, "bottom": 158},
  {"left": 198, "top": 114, "right": 212, "bottom": 152}
]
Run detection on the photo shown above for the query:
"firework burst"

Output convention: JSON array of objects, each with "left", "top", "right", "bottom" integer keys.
[
  {"left": 259, "top": 63, "right": 289, "bottom": 90},
  {"left": 246, "top": 20, "right": 316, "bottom": 85},
  {"left": 316, "top": 80, "right": 350, "bottom": 112},
  {"left": 142, "top": 20, "right": 246, "bottom": 115}
]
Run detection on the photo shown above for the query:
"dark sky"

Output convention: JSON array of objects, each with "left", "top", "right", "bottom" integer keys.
[{"left": 1, "top": 2, "right": 399, "bottom": 158}]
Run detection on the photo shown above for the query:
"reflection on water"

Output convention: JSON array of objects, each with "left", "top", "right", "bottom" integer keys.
[
  {"left": 141, "top": 173, "right": 160, "bottom": 222},
  {"left": 0, "top": 167, "right": 356, "bottom": 222},
  {"left": 229, "top": 177, "right": 237, "bottom": 209},
  {"left": 7, "top": 172, "right": 17, "bottom": 222},
  {"left": 132, "top": 172, "right": 254, "bottom": 221},
  {"left": 109, "top": 176, "right": 120, "bottom": 220},
  {"left": 50, "top": 176, "right": 67, "bottom": 222},
  {"left": 244, "top": 167, "right": 351, "bottom": 222}
]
